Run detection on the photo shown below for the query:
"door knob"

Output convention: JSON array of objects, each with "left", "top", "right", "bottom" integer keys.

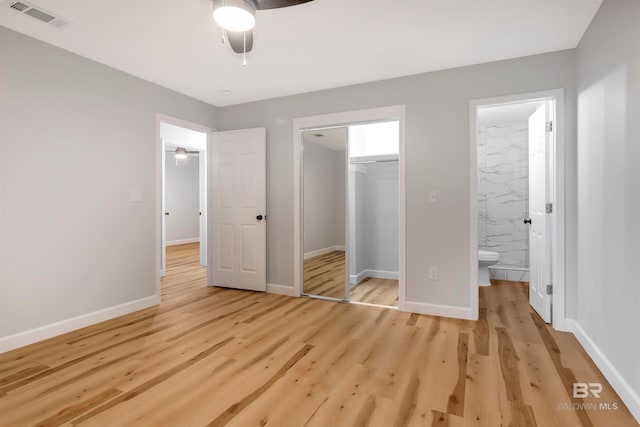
[
  {"left": 523, "top": 218, "right": 531, "bottom": 224},
  {"left": 165, "top": 212, "right": 170, "bottom": 216},
  {"left": 256, "top": 214, "right": 263, "bottom": 221}
]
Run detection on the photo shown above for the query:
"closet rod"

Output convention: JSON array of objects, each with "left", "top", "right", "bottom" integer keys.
[{"left": 350, "top": 159, "right": 399, "bottom": 164}]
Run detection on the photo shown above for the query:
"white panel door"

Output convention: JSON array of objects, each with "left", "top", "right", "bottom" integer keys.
[
  {"left": 210, "top": 128, "right": 266, "bottom": 291},
  {"left": 528, "top": 103, "right": 552, "bottom": 322}
]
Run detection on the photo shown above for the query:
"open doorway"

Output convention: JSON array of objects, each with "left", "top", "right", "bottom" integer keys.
[
  {"left": 470, "top": 89, "right": 566, "bottom": 329},
  {"left": 348, "top": 121, "right": 400, "bottom": 307},
  {"left": 299, "top": 115, "right": 402, "bottom": 309},
  {"left": 156, "top": 117, "right": 267, "bottom": 296},
  {"left": 158, "top": 118, "right": 209, "bottom": 288}
]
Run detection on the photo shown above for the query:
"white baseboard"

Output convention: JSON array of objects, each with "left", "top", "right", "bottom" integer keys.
[
  {"left": 553, "top": 317, "right": 575, "bottom": 333},
  {"left": 165, "top": 238, "right": 200, "bottom": 246},
  {"left": 0, "top": 295, "right": 160, "bottom": 354},
  {"left": 570, "top": 319, "right": 640, "bottom": 423},
  {"left": 349, "top": 270, "right": 368, "bottom": 286},
  {"left": 350, "top": 269, "right": 399, "bottom": 285},
  {"left": 304, "top": 245, "right": 345, "bottom": 260},
  {"left": 266, "top": 283, "right": 299, "bottom": 297},
  {"left": 365, "top": 269, "right": 399, "bottom": 280},
  {"left": 404, "top": 301, "right": 475, "bottom": 320}
]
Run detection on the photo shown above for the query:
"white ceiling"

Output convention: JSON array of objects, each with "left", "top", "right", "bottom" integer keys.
[
  {"left": 303, "top": 127, "right": 346, "bottom": 151},
  {"left": 161, "top": 122, "right": 207, "bottom": 150},
  {"left": 0, "top": 0, "right": 602, "bottom": 106},
  {"left": 477, "top": 101, "right": 544, "bottom": 127}
]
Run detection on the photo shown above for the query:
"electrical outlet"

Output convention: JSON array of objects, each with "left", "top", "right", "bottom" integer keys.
[
  {"left": 130, "top": 189, "right": 142, "bottom": 202},
  {"left": 429, "top": 267, "right": 438, "bottom": 280}
]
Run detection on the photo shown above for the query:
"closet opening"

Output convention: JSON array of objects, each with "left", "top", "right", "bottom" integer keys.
[{"left": 301, "top": 120, "right": 400, "bottom": 308}]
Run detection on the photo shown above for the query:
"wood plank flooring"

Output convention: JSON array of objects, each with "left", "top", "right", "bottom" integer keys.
[
  {"left": 303, "top": 251, "right": 346, "bottom": 299},
  {"left": 0, "top": 243, "right": 637, "bottom": 426},
  {"left": 351, "top": 278, "right": 399, "bottom": 307},
  {"left": 304, "top": 251, "right": 399, "bottom": 306}
]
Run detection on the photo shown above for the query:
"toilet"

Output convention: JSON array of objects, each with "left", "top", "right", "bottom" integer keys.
[{"left": 478, "top": 250, "right": 499, "bottom": 286}]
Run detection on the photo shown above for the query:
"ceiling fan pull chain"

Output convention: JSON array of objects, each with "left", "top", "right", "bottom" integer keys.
[
  {"left": 242, "top": 31, "right": 247, "bottom": 66},
  {"left": 221, "top": 28, "right": 226, "bottom": 44}
]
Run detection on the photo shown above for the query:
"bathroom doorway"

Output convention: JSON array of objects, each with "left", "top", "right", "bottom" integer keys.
[
  {"left": 294, "top": 106, "right": 406, "bottom": 310},
  {"left": 470, "top": 90, "right": 567, "bottom": 329}
]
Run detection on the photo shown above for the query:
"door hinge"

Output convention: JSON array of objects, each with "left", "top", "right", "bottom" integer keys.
[
  {"left": 546, "top": 285, "right": 553, "bottom": 295},
  {"left": 546, "top": 203, "right": 553, "bottom": 214},
  {"left": 546, "top": 121, "right": 553, "bottom": 132}
]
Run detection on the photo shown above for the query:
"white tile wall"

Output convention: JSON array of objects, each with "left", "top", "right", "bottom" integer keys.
[
  {"left": 489, "top": 267, "right": 530, "bottom": 282},
  {"left": 478, "top": 122, "right": 530, "bottom": 277}
]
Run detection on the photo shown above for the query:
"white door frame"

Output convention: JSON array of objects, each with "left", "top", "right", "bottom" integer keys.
[
  {"left": 198, "top": 147, "right": 208, "bottom": 267},
  {"left": 469, "top": 89, "right": 568, "bottom": 331},
  {"left": 293, "top": 105, "right": 407, "bottom": 311},
  {"left": 155, "top": 113, "right": 214, "bottom": 298}
]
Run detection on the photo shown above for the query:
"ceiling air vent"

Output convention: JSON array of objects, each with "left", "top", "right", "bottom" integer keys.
[
  {"left": 3, "top": 1, "right": 71, "bottom": 28},
  {"left": 9, "top": 1, "right": 28, "bottom": 12}
]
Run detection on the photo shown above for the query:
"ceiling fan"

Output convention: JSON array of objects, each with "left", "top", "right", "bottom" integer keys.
[
  {"left": 166, "top": 147, "right": 200, "bottom": 160},
  {"left": 212, "top": 0, "right": 315, "bottom": 61}
]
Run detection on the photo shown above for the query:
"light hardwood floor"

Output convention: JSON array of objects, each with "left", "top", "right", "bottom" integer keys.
[
  {"left": 303, "top": 251, "right": 347, "bottom": 299},
  {"left": 351, "top": 278, "right": 399, "bottom": 307},
  {"left": 304, "top": 251, "right": 399, "bottom": 306},
  {"left": 0, "top": 243, "right": 637, "bottom": 426}
]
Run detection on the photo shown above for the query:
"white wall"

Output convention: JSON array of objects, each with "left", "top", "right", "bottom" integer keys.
[
  {"left": 349, "top": 121, "right": 399, "bottom": 157},
  {"left": 575, "top": 0, "right": 640, "bottom": 419},
  {"left": 164, "top": 152, "right": 200, "bottom": 244},
  {"left": 350, "top": 161, "right": 399, "bottom": 282},
  {"left": 352, "top": 167, "right": 367, "bottom": 276},
  {"left": 362, "top": 162, "right": 399, "bottom": 274},
  {"left": 217, "top": 49, "right": 576, "bottom": 314},
  {"left": 0, "top": 28, "right": 216, "bottom": 345},
  {"left": 303, "top": 141, "right": 345, "bottom": 254},
  {"left": 333, "top": 149, "right": 346, "bottom": 246}
]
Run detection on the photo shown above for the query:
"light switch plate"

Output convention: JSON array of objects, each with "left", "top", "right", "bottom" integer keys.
[
  {"left": 429, "top": 190, "right": 438, "bottom": 203},
  {"left": 429, "top": 266, "right": 438, "bottom": 280},
  {"left": 130, "top": 189, "right": 142, "bottom": 202}
]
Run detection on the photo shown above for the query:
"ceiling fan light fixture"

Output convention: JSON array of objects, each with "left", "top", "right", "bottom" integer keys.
[
  {"left": 212, "top": 0, "right": 256, "bottom": 32},
  {"left": 175, "top": 147, "right": 188, "bottom": 160}
]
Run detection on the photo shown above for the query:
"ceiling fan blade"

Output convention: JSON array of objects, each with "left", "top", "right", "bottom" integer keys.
[
  {"left": 227, "top": 30, "right": 253, "bottom": 54},
  {"left": 254, "top": 0, "right": 314, "bottom": 10}
]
